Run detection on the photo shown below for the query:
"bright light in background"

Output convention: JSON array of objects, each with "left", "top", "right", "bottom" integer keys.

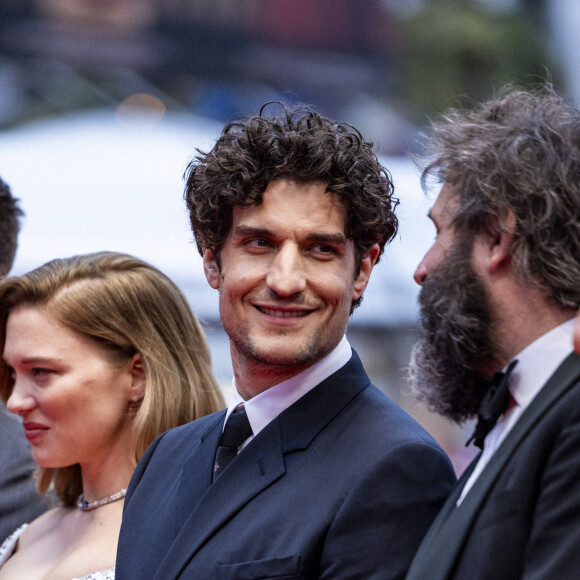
[
  {"left": 116, "top": 93, "right": 167, "bottom": 128},
  {"left": 0, "top": 109, "right": 222, "bottom": 312}
]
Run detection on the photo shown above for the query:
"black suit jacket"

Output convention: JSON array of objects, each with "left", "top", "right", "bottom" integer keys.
[
  {"left": 407, "top": 352, "right": 580, "bottom": 580},
  {"left": 116, "top": 350, "right": 455, "bottom": 579},
  {"left": 0, "top": 404, "right": 49, "bottom": 542}
]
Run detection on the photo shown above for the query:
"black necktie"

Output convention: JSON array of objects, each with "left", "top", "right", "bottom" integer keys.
[
  {"left": 466, "top": 359, "right": 518, "bottom": 450},
  {"left": 212, "top": 404, "right": 253, "bottom": 482}
]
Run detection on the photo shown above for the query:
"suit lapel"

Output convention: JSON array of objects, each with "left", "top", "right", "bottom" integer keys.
[
  {"left": 153, "top": 349, "right": 371, "bottom": 579},
  {"left": 277, "top": 349, "right": 370, "bottom": 451},
  {"left": 407, "top": 352, "right": 580, "bottom": 580},
  {"left": 155, "top": 421, "right": 287, "bottom": 579},
  {"left": 173, "top": 410, "right": 226, "bottom": 533}
]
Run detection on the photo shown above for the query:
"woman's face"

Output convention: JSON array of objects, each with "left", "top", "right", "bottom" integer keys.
[{"left": 4, "top": 306, "right": 142, "bottom": 469}]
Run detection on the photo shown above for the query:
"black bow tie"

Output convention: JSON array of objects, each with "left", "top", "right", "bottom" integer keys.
[{"left": 466, "top": 359, "right": 518, "bottom": 450}]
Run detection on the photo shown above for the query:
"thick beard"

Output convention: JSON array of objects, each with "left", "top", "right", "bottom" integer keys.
[{"left": 408, "top": 241, "right": 496, "bottom": 424}]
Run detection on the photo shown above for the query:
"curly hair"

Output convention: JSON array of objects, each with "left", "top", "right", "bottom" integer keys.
[
  {"left": 0, "top": 177, "right": 23, "bottom": 277},
  {"left": 421, "top": 84, "right": 580, "bottom": 309},
  {"left": 184, "top": 104, "right": 398, "bottom": 304}
]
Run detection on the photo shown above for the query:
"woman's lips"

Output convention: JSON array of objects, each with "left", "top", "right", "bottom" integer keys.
[{"left": 22, "top": 421, "right": 48, "bottom": 442}]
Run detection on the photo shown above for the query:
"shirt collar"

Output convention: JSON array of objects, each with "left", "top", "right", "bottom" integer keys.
[
  {"left": 226, "top": 335, "right": 352, "bottom": 436},
  {"left": 508, "top": 317, "right": 576, "bottom": 409}
]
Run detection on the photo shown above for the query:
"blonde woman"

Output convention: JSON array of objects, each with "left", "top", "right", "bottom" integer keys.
[{"left": 0, "top": 252, "right": 224, "bottom": 579}]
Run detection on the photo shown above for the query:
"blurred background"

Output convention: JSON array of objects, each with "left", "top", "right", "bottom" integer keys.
[{"left": 0, "top": 0, "right": 577, "bottom": 473}]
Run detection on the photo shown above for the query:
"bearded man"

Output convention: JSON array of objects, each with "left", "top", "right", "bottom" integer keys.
[{"left": 406, "top": 85, "right": 580, "bottom": 580}]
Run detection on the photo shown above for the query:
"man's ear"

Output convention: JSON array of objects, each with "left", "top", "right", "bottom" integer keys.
[
  {"left": 353, "top": 243, "right": 380, "bottom": 301},
  {"left": 203, "top": 248, "right": 220, "bottom": 289},
  {"left": 489, "top": 210, "right": 515, "bottom": 274},
  {"left": 574, "top": 308, "right": 580, "bottom": 355}
]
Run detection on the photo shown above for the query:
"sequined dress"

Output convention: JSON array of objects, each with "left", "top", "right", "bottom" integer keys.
[{"left": 0, "top": 525, "right": 115, "bottom": 579}]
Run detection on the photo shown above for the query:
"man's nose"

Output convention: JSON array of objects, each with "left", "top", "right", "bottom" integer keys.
[
  {"left": 413, "top": 255, "right": 428, "bottom": 286},
  {"left": 266, "top": 244, "right": 307, "bottom": 296}
]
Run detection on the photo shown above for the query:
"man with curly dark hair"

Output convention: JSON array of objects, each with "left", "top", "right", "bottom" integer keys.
[
  {"left": 407, "top": 85, "right": 580, "bottom": 579},
  {"left": 0, "top": 177, "right": 50, "bottom": 542},
  {"left": 117, "top": 104, "right": 455, "bottom": 579}
]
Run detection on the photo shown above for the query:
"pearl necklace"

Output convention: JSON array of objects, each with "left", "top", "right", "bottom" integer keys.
[{"left": 76, "top": 488, "right": 127, "bottom": 511}]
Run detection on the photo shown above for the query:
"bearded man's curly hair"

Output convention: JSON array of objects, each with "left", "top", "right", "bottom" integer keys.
[{"left": 422, "top": 84, "right": 580, "bottom": 309}]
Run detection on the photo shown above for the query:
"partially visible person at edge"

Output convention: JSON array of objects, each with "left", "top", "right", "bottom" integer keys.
[
  {"left": 0, "top": 177, "right": 51, "bottom": 543},
  {"left": 406, "top": 84, "right": 580, "bottom": 580},
  {"left": 0, "top": 251, "right": 225, "bottom": 579},
  {"left": 115, "top": 103, "right": 456, "bottom": 579},
  {"left": 575, "top": 309, "right": 580, "bottom": 354}
]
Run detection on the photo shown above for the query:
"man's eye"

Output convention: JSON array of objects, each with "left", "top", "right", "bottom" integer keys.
[
  {"left": 246, "top": 239, "right": 272, "bottom": 249},
  {"left": 311, "top": 244, "right": 339, "bottom": 258},
  {"left": 31, "top": 368, "right": 52, "bottom": 378}
]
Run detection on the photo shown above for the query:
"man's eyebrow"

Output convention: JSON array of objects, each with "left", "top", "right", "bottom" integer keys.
[
  {"left": 232, "top": 227, "right": 347, "bottom": 245},
  {"left": 306, "top": 233, "right": 347, "bottom": 245},
  {"left": 232, "top": 226, "right": 274, "bottom": 238}
]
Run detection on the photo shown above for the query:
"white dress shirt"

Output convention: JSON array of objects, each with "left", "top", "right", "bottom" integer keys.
[
  {"left": 223, "top": 335, "right": 353, "bottom": 449},
  {"left": 458, "top": 317, "right": 576, "bottom": 505}
]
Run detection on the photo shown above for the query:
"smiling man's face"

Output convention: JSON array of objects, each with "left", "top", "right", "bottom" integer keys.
[{"left": 203, "top": 179, "right": 378, "bottom": 398}]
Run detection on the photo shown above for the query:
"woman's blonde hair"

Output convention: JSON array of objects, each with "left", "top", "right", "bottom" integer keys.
[{"left": 0, "top": 251, "right": 224, "bottom": 505}]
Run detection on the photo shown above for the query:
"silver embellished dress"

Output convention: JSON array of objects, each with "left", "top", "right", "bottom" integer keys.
[{"left": 0, "top": 525, "right": 115, "bottom": 579}]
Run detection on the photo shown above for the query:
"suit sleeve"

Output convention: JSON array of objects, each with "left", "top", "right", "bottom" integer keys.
[
  {"left": 319, "top": 440, "right": 456, "bottom": 580},
  {"left": 523, "top": 421, "right": 580, "bottom": 579},
  {"left": 0, "top": 412, "right": 49, "bottom": 542}
]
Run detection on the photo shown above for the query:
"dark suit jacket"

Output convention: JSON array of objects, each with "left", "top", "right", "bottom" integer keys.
[
  {"left": 116, "top": 350, "right": 455, "bottom": 579},
  {"left": 406, "top": 352, "right": 580, "bottom": 580},
  {"left": 0, "top": 404, "right": 49, "bottom": 542}
]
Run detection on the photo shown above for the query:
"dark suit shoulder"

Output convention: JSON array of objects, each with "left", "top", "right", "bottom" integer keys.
[
  {"left": 141, "top": 409, "right": 225, "bottom": 464},
  {"left": 0, "top": 407, "right": 49, "bottom": 541},
  {"left": 160, "top": 408, "right": 225, "bottom": 439},
  {"left": 345, "top": 382, "right": 449, "bottom": 452}
]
